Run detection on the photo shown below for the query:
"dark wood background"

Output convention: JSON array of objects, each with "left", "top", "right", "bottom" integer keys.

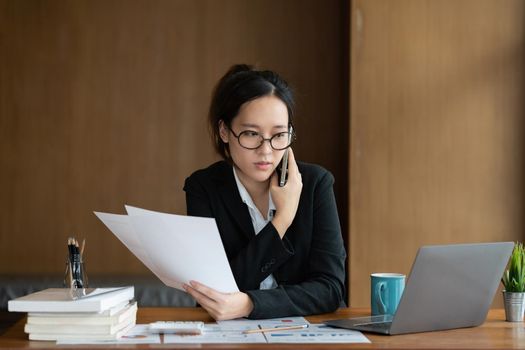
[{"left": 0, "top": 0, "right": 348, "bottom": 276}]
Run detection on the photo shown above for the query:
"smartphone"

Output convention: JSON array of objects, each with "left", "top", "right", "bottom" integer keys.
[{"left": 278, "top": 126, "right": 293, "bottom": 187}]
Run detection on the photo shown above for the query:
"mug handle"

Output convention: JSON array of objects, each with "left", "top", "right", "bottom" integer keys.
[{"left": 374, "top": 281, "right": 387, "bottom": 314}]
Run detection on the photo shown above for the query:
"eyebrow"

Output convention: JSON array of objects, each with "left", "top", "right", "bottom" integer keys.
[{"left": 240, "top": 123, "right": 288, "bottom": 130}]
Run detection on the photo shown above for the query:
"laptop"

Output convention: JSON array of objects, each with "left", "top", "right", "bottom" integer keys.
[{"left": 325, "top": 242, "right": 514, "bottom": 335}]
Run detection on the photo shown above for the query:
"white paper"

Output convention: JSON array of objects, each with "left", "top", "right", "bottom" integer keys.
[
  {"left": 218, "top": 316, "right": 310, "bottom": 327},
  {"left": 94, "top": 205, "right": 239, "bottom": 293},
  {"left": 93, "top": 212, "right": 173, "bottom": 287},
  {"left": 165, "top": 319, "right": 369, "bottom": 344},
  {"left": 265, "top": 324, "right": 370, "bottom": 344},
  {"left": 57, "top": 325, "right": 161, "bottom": 344},
  {"left": 164, "top": 323, "right": 266, "bottom": 344}
]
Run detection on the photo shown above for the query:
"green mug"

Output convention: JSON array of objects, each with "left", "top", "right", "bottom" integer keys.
[{"left": 371, "top": 273, "right": 405, "bottom": 316}]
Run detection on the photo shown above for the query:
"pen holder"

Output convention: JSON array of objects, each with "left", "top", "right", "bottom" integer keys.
[{"left": 63, "top": 255, "right": 89, "bottom": 297}]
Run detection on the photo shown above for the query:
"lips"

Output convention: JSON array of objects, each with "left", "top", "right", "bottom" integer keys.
[{"left": 254, "top": 161, "right": 272, "bottom": 170}]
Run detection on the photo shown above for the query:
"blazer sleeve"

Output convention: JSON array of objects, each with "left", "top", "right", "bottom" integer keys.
[{"left": 245, "top": 171, "right": 347, "bottom": 319}]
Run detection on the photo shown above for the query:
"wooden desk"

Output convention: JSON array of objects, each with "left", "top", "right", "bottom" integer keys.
[{"left": 1, "top": 308, "right": 524, "bottom": 349}]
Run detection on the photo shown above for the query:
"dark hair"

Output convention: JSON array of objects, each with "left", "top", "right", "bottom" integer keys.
[{"left": 208, "top": 64, "right": 295, "bottom": 159}]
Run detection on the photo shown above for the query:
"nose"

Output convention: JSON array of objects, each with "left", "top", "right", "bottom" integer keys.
[{"left": 257, "top": 139, "right": 273, "bottom": 155}]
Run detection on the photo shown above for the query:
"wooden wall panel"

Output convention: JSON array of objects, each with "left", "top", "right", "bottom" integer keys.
[
  {"left": 350, "top": 0, "right": 525, "bottom": 307},
  {"left": 0, "top": 0, "right": 348, "bottom": 276}
]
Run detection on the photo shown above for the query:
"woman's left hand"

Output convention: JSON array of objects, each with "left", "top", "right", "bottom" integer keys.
[{"left": 183, "top": 281, "right": 254, "bottom": 320}]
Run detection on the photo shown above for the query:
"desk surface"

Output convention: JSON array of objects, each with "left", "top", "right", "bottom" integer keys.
[{"left": 1, "top": 308, "right": 524, "bottom": 349}]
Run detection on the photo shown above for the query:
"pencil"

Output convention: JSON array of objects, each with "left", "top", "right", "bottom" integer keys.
[
  {"left": 80, "top": 239, "right": 85, "bottom": 257},
  {"left": 242, "top": 324, "right": 308, "bottom": 334}
]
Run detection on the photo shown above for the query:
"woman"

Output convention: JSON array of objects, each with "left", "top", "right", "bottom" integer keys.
[{"left": 183, "top": 64, "right": 346, "bottom": 320}]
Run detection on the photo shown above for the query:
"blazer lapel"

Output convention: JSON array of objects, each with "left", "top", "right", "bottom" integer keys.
[{"left": 216, "top": 163, "right": 255, "bottom": 239}]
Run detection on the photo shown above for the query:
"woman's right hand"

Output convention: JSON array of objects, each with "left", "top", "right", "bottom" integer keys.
[{"left": 270, "top": 148, "right": 303, "bottom": 238}]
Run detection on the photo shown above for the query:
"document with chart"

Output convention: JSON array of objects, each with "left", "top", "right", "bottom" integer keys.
[
  {"left": 164, "top": 317, "right": 369, "bottom": 344},
  {"left": 94, "top": 205, "right": 239, "bottom": 293}
]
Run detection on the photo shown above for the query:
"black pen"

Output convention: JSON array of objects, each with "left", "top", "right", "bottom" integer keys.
[
  {"left": 67, "top": 238, "right": 75, "bottom": 267},
  {"left": 74, "top": 239, "right": 83, "bottom": 288},
  {"left": 70, "top": 238, "right": 78, "bottom": 287},
  {"left": 67, "top": 238, "right": 75, "bottom": 287}
]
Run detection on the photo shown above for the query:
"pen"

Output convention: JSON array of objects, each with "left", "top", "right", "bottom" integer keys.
[
  {"left": 67, "top": 237, "right": 77, "bottom": 288},
  {"left": 66, "top": 237, "right": 82, "bottom": 289},
  {"left": 243, "top": 324, "right": 308, "bottom": 334},
  {"left": 75, "top": 238, "right": 84, "bottom": 288},
  {"left": 67, "top": 238, "right": 74, "bottom": 287},
  {"left": 67, "top": 238, "right": 74, "bottom": 263}
]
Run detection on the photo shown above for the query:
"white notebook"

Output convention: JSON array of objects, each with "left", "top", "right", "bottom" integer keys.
[
  {"left": 8, "top": 287, "right": 134, "bottom": 313},
  {"left": 27, "top": 301, "right": 137, "bottom": 325},
  {"left": 28, "top": 299, "right": 130, "bottom": 318},
  {"left": 28, "top": 321, "right": 136, "bottom": 341},
  {"left": 24, "top": 314, "right": 135, "bottom": 335}
]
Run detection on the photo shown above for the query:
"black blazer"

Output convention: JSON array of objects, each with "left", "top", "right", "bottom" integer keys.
[{"left": 183, "top": 160, "right": 346, "bottom": 319}]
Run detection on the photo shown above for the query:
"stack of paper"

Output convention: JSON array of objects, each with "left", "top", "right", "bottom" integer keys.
[
  {"left": 8, "top": 287, "right": 136, "bottom": 341},
  {"left": 94, "top": 205, "right": 239, "bottom": 293}
]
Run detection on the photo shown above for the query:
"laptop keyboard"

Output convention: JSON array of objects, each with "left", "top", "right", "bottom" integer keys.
[
  {"left": 356, "top": 321, "right": 392, "bottom": 332},
  {"left": 324, "top": 315, "right": 393, "bottom": 334}
]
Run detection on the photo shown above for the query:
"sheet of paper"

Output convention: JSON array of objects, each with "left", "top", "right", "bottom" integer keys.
[
  {"left": 217, "top": 316, "right": 310, "bottom": 328},
  {"left": 56, "top": 325, "right": 161, "bottom": 344},
  {"left": 264, "top": 324, "right": 370, "bottom": 344},
  {"left": 93, "top": 212, "right": 173, "bottom": 286},
  {"left": 94, "top": 206, "right": 239, "bottom": 293},
  {"left": 164, "top": 323, "right": 266, "bottom": 344},
  {"left": 164, "top": 319, "right": 369, "bottom": 344}
]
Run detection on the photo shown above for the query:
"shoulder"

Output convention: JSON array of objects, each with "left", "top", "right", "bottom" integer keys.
[
  {"left": 296, "top": 161, "right": 334, "bottom": 186},
  {"left": 184, "top": 161, "right": 232, "bottom": 192},
  {"left": 187, "top": 160, "right": 231, "bottom": 181}
]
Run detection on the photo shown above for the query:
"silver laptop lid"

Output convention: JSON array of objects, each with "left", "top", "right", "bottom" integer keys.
[{"left": 389, "top": 242, "right": 514, "bottom": 335}]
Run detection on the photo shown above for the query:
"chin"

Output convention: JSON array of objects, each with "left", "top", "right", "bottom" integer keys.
[
  {"left": 250, "top": 170, "right": 273, "bottom": 183},
  {"left": 252, "top": 173, "right": 271, "bottom": 183}
]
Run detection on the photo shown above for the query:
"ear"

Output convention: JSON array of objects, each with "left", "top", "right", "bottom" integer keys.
[{"left": 218, "top": 120, "right": 229, "bottom": 143}]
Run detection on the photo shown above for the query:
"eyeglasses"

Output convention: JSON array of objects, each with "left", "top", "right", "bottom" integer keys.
[{"left": 228, "top": 127, "right": 295, "bottom": 150}]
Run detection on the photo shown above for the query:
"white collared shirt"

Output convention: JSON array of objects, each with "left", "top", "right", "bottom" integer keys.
[{"left": 232, "top": 167, "right": 278, "bottom": 290}]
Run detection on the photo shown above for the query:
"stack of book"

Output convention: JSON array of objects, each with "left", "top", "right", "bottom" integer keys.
[{"left": 8, "top": 286, "right": 136, "bottom": 341}]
